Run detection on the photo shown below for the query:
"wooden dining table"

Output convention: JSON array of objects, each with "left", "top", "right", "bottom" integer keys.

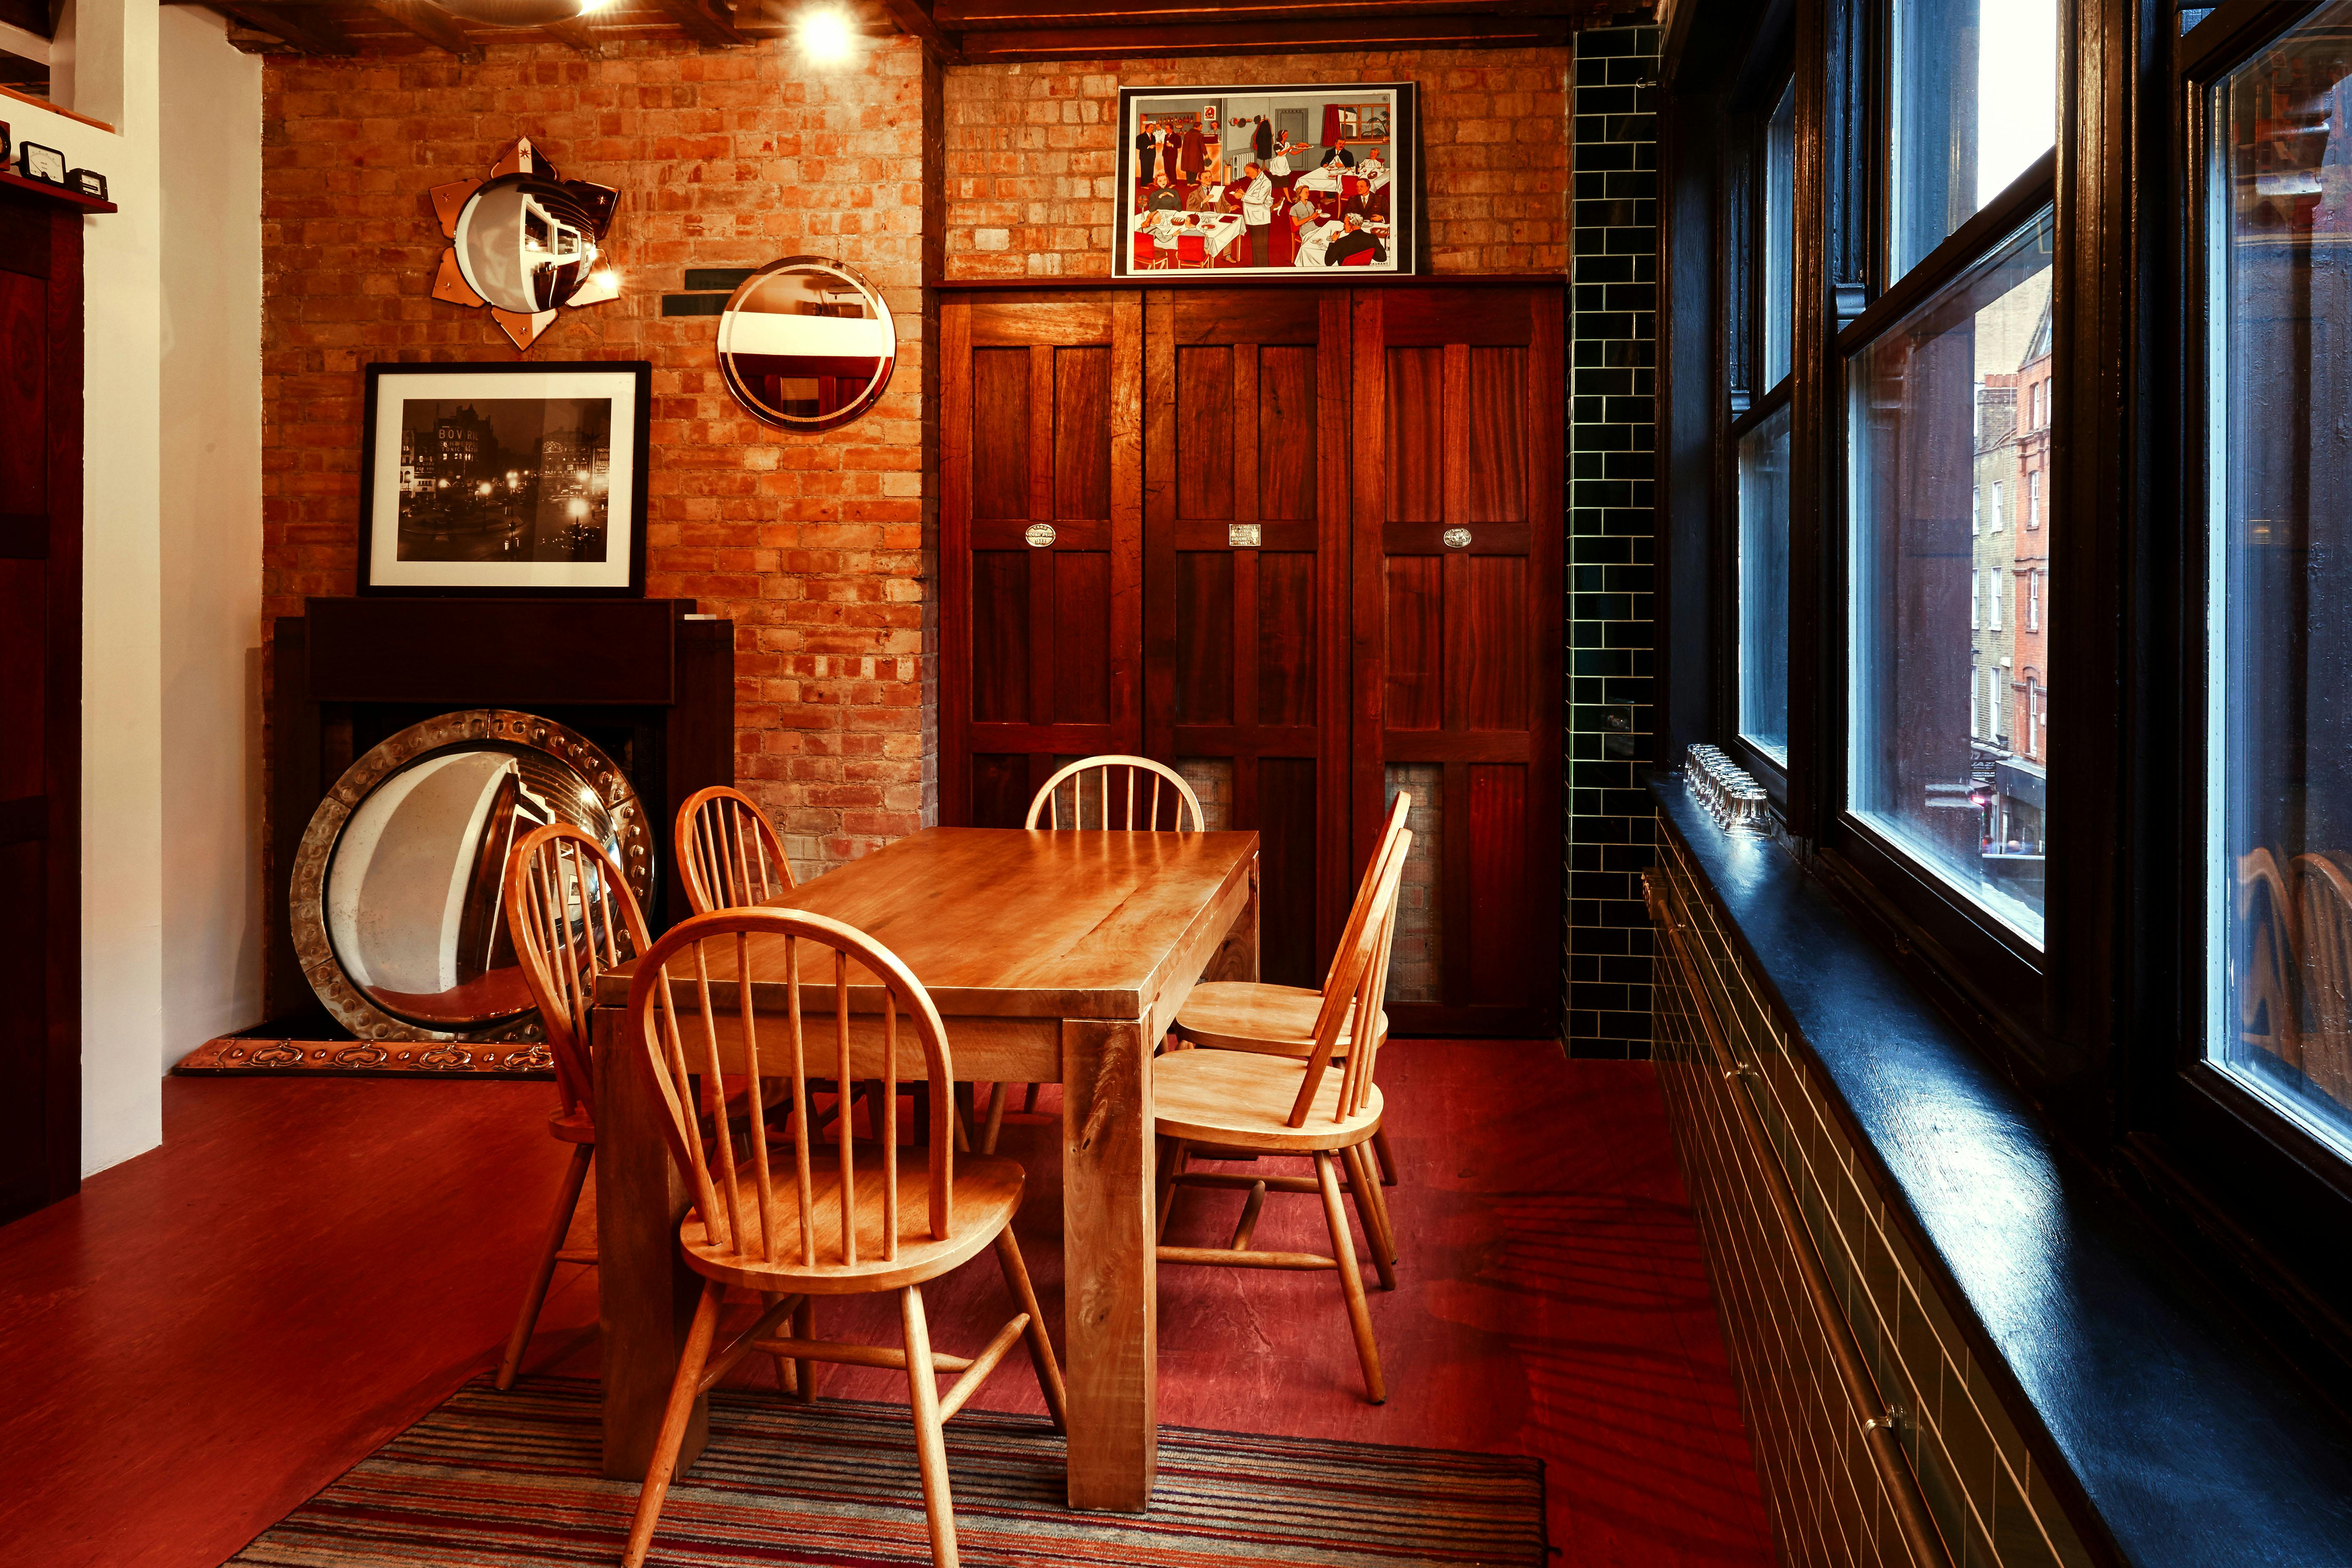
[{"left": 586, "top": 824, "right": 1260, "bottom": 1513}]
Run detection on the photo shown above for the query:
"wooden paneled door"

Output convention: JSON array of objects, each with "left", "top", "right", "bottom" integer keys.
[
  {"left": 0, "top": 187, "right": 86, "bottom": 1221},
  {"left": 941, "top": 293, "right": 1144, "bottom": 827},
  {"left": 1351, "top": 287, "right": 1564, "bottom": 1036},
  {"left": 1143, "top": 290, "right": 1351, "bottom": 986}
]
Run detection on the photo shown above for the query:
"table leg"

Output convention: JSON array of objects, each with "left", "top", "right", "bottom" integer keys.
[
  {"left": 594, "top": 1004, "right": 709, "bottom": 1480},
  {"left": 1059, "top": 1014, "right": 1156, "bottom": 1511}
]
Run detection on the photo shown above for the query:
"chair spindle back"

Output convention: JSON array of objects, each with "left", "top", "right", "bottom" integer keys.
[
  {"left": 1026, "top": 755, "right": 1205, "bottom": 833},
  {"left": 1288, "top": 831, "right": 1410, "bottom": 1129},
  {"left": 504, "top": 823, "right": 652, "bottom": 1121},
  {"left": 627, "top": 908, "right": 956, "bottom": 1271},
  {"left": 677, "top": 786, "right": 796, "bottom": 915}
]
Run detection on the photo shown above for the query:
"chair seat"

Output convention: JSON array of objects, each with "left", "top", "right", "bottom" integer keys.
[
  {"left": 1174, "top": 981, "right": 1385, "bottom": 1056},
  {"left": 679, "top": 1154, "right": 1026, "bottom": 1296},
  {"left": 1154, "top": 1049, "right": 1382, "bottom": 1153},
  {"left": 548, "top": 1107, "right": 597, "bottom": 1144}
]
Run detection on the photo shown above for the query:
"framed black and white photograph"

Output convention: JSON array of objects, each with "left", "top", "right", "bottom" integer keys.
[
  {"left": 358, "top": 361, "right": 650, "bottom": 597},
  {"left": 1112, "top": 82, "right": 1416, "bottom": 279}
]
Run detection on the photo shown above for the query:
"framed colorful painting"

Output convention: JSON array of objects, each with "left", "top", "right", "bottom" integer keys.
[{"left": 1112, "top": 82, "right": 1418, "bottom": 279}]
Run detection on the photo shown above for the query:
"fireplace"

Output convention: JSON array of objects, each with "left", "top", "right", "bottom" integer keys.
[{"left": 234, "top": 596, "right": 733, "bottom": 1060}]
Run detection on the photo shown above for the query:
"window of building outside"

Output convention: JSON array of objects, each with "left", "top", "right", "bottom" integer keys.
[
  {"left": 1890, "top": 0, "right": 2059, "bottom": 277},
  {"left": 1761, "top": 82, "right": 1797, "bottom": 389},
  {"left": 1990, "top": 477, "right": 2004, "bottom": 530},
  {"left": 1738, "top": 404, "right": 1793, "bottom": 763},
  {"left": 1851, "top": 209, "right": 2054, "bottom": 944},
  {"left": 2207, "top": 1, "right": 2352, "bottom": 1157}
]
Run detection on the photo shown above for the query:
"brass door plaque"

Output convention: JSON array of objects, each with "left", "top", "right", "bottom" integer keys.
[
  {"left": 1228, "top": 524, "right": 1261, "bottom": 548},
  {"left": 1442, "top": 526, "right": 1473, "bottom": 549},
  {"left": 1024, "top": 524, "right": 1057, "bottom": 548}
]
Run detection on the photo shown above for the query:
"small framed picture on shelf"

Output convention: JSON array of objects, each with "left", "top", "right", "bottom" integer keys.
[{"left": 357, "top": 360, "right": 652, "bottom": 597}]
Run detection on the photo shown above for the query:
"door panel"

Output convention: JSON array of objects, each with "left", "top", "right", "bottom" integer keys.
[
  {"left": 1145, "top": 289, "right": 1352, "bottom": 985},
  {"left": 1352, "top": 289, "right": 1563, "bottom": 1035},
  {"left": 0, "top": 197, "right": 80, "bottom": 1220},
  {"left": 942, "top": 295, "right": 1143, "bottom": 826}
]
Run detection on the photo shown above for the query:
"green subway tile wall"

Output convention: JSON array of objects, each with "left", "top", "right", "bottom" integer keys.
[{"left": 1648, "top": 820, "right": 2095, "bottom": 1568}]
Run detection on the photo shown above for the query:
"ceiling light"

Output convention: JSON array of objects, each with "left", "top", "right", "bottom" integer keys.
[
  {"left": 432, "top": 0, "right": 607, "bottom": 27},
  {"left": 797, "top": 6, "right": 855, "bottom": 63}
]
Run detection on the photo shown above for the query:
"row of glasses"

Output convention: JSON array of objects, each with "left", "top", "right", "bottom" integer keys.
[{"left": 1685, "top": 744, "right": 1771, "bottom": 835}]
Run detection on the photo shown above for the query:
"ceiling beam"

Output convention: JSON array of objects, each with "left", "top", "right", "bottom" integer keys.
[
  {"left": 936, "top": 0, "right": 1594, "bottom": 26},
  {"left": 874, "top": 0, "right": 960, "bottom": 58},
  {"left": 206, "top": 0, "right": 357, "bottom": 53},
  {"left": 954, "top": 11, "right": 1572, "bottom": 60},
  {"left": 370, "top": 0, "right": 483, "bottom": 58},
  {"left": 646, "top": 0, "right": 751, "bottom": 47},
  {"left": 536, "top": 12, "right": 602, "bottom": 52}
]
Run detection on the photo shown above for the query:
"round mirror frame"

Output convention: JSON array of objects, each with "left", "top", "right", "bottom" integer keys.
[
  {"left": 717, "top": 255, "right": 898, "bottom": 434},
  {"left": 289, "top": 708, "right": 654, "bottom": 1048}
]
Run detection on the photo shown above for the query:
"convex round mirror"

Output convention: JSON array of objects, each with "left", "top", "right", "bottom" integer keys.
[
  {"left": 454, "top": 171, "right": 616, "bottom": 315},
  {"left": 292, "top": 710, "right": 652, "bottom": 1043},
  {"left": 717, "top": 256, "right": 898, "bottom": 433}
]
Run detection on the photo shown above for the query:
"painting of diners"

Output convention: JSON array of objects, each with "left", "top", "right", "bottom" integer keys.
[{"left": 1113, "top": 82, "right": 1417, "bottom": 278}]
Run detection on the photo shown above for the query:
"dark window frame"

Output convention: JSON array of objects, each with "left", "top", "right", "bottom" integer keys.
[{"left": 1661, "top": 0, "right": 2352, "bottom": 1381}]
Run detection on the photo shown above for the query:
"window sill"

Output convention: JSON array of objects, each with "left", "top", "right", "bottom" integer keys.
[{"left": 1649, "top": 774, "right": 2352, "bottom": 1568}]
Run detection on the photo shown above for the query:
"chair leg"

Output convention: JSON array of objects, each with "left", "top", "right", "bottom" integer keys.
[
  {"left": 1022, "top": 1082, "right": 1042, "bottom": 1114},
  {"left": 496, "top": 1141, "right": 592, "bottom": 1391},
  {"left": 979, "top": 1082, "right": 1009, "bottom": 1156},
  {"left": 1371, "top": 1126, "right": 1399, "bottom": 1186},
  {"left": 1341, "top": 1145, "right": 1399, "bottom": 1289},
  {"left": 900, "top": 1285, "right": 961, "bottom": 1568},
  {"left": 993, "top": 1228, "right": 1068, "bottom": 1432},
  {"left": 1314, "top": 1153, "right": 1386, "bottom": 1403},
  {"left": 1154, "top": 1138, "right": 1191, "bottom": 1241},
  {"left": 623, "top": 1278, "right": 723, "bottom": 1568},
  {"left": 762, "top": 1292, "right": 797, "bottom": 1394},
  {"left": 790, "top": 1297, "right": 817, "bottom": 1402}
]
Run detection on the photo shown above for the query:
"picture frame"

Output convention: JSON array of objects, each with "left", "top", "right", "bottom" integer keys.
[
  {"left": 1114, "top": 82, "right": 1417, "bottom": 280},
  {"left": 357, "top": 360, "right": 650, "bottom": 598}
]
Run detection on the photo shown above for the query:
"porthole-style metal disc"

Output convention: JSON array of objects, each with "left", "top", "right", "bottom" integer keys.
[{"left": 717, "top": 256, "right": 898, "bottom": 433}]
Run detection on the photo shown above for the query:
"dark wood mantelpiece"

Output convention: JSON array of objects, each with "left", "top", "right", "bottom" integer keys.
[
  {"left": 0, "top": 166, "right": 118, "bottom": 214},
  {"left": 263, "top": 597, "right": 734, "bottom": 1021}
]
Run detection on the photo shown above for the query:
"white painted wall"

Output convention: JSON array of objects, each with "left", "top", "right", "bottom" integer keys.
[
  {"left": 12, "top": 0, "right": 263, "bottom": 1178},
  {"left": 157, "top": 5, "right": 264, "bottom": 1064}
]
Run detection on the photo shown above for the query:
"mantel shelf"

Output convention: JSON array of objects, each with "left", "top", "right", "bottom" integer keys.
[{"left": 0, "top": 166, "right": 118, "bottom": 214}]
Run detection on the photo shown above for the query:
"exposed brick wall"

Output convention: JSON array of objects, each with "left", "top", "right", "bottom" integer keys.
[
  {"left": 941, "top": 49, "right": 1570, "bottom": 279},
  {"left": 260, "top": 35, "right": 936, "bottom": 881}
]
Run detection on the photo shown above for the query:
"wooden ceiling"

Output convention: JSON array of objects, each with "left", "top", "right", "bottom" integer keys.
[{"left": 35, "top": 0, "right": 1624, "bottom": 65}]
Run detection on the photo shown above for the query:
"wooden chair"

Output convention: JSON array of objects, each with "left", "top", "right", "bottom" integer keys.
[
  {"left": 2294, "top": 853, "right": 2352, "bottom": 1107},
  {"left": 977, "top": 756, "right": 1206, "bottom": 1153},
  {"left": 1153, "top": 831, "right": 1410, "bottom": 1402},
  {"left": 621, "top": 907, "right": 1066, "bottom": 1568},
  {"left": 1172, "top": 789, "right": 1411, "bottom": 1201},
  {"left": 495, "top": 823, "right": 652, "bottom": 1391},
  {"left": 2238, "top": 848, "right": 2302, "bottom": 1071},
  {"left": 677, "top": 785, "right": 796, "bottom": 915}
]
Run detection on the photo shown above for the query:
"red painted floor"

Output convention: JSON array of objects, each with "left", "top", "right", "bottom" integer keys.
[{"left": 0, "top": 1042, "right": 1771, "bottom": 1568}]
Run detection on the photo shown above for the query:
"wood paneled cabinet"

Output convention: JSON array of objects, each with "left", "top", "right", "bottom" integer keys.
[{"left": 942, "top": 283, "right": 1562, "bottom": 1036}]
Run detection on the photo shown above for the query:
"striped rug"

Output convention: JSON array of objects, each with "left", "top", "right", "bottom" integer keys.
[{"left": 229, "top": 1376, "right": 1546, "bottom": 1567}]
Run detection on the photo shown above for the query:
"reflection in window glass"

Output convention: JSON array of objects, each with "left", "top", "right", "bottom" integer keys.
[
  {"left": 1890, "top": 0, "right": 2057, "bottom": 278},
  {"left": 1850, "top": 209, "right": 2052, "bottom": 944},
  {"left": 2209, "top": 14, "right": 2352, "bottom": 1155},
  {"left": 1762, "top": 83, "right": 1797, "bottom": 389},
  {"left": 1738, "top": 405, "right": 1791, "bottom": 763}
]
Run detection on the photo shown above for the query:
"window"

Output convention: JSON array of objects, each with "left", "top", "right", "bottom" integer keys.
[
  {"left": 2029, "top": 570, "right": 2040, "bottom": 630},
  {"left": 1851, "top": 209, "right": 2054, "bottom": 945},
  {"left": 1989, "top": 568, "right": 2003, "bottom": 630},
  {"left": 1990, "top": 478, "right": 2004, "bottom": 531},
  {"left": 2027, "top": 468, "right": 2041, "bottom": 528},
  {"left": 1761, "top": 83, "right": 1797, "bottom": 389},
  {"left": 1972, "top": 569, "right": 1983, "bottom": 629},
  {"left": 1738, "top": 405, "right": 1793, "bottom": 763},
  {"left": 2206, "top": 8, "right": 2352, "bottom": 1155},
  {"left": 1972, "top": 482, "right": 1983, "bottom": 535},
  {"left": 1889, "top": 0, "right": 2059, "bottom": 276}
]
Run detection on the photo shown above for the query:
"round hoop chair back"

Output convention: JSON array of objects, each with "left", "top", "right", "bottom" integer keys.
[
  {"left": 504, "top": 822, "right": 652, "bottom": 1121},
  {"left": 1024, "top": 754, "right": 1204, "bottom": 833}
]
